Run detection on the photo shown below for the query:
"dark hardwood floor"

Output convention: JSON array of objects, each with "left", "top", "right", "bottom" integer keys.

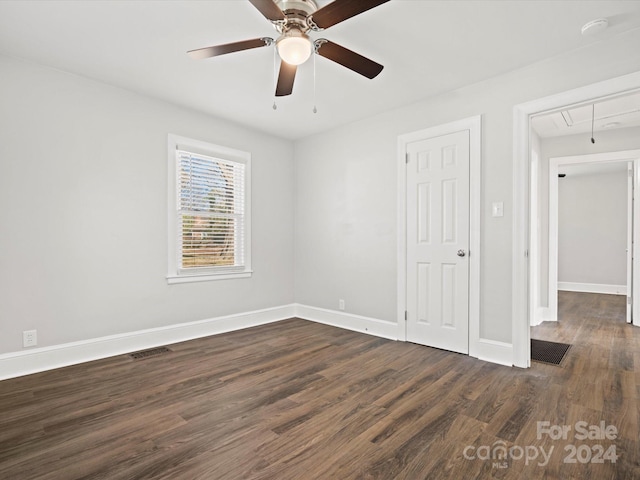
[{"left": 1, "top": 291, "right": 639, "bottom": 479}]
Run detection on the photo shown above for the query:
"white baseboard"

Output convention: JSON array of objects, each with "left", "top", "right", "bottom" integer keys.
[
  {"left": 474, "top": 338, "right": 514, "bottom": 367},
  {"left": 558, "top": 282, "right": 626, "bottom": 295},
  {"left": 531, "top": 307, "right": 544, "bottom": 327},
  {"left": 531, "top": 306, "right": 556, "bottom": 325},
  {"left": 294, "top": 304, "right": 398, "bottom": 340},
  {"left": 295, "top": 305, "right": 515, "bottom": 367},
  {"left": 1, "top": 303, "right": 517, "bottom": 381},
  {"left": 0, "top": 304, "right": 296, "bottom": 381}
]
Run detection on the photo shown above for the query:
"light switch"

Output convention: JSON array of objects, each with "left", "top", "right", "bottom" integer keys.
[{"left": 492, "top": 202, "right": 504, "bottom": 217}]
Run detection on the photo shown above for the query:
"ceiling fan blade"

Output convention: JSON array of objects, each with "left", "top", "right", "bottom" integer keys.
[
  {"left": 315, "top": 40, "right": 383, "bottom": 79},
  {"left": 248, "top": 0, "right": 286, "bottom": 22},
  {"left": 275, "top": 61, "right": 297, "bottom": 96},
  {"left": 309, "top": 0, "right": 390, "bottom": 30},
  {"left": 187, "top": 38, "right": 272, "bottom": 60}
]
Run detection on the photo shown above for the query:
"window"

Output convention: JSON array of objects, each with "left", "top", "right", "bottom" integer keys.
[{"left": 167, "top": 134, "right": 251, "bottom": 283}]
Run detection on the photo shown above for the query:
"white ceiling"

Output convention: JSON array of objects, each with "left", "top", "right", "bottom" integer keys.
[
  {"left": 1, "top": 1, "right": 640, "bottom": 140},
  {"left": 558, "top": 161, "right": 629, "bottom": 177},
  {"left": 532, "top": 90, "right": 640, "bottom": 138}
]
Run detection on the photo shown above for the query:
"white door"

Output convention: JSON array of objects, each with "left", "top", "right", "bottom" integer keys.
[{"left": 406, "top": 130, "right": 470, "bottom": 354}]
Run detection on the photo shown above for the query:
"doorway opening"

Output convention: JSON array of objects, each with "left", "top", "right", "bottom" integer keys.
[
  {"left": 554, "top": 160, "right": 629, "bottom": 310},
  {"left": 546, "top": 155, "right": 639, "bottom": 326}
]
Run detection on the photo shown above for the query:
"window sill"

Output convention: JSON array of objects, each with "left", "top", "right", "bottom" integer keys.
[{"left": 166, "top": 270, "right": 253, "bottom": 284}]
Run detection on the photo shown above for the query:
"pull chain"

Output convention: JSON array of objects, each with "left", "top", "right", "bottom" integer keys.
[
  {"left": 590, "top": 103, "right": 595, "bottom": 144},
  {"left": 312, "top": 49, "right": 318, "bottom": 114}
]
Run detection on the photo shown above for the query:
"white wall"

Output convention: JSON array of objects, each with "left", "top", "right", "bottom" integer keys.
[
  {"left": 0, "top": 55, "right": 295, "bottom": 355},
  {"left": 294, "top": 28, "right": 640, "bottom": 345},
  {"left": 558, "top": 167, "right": 627, "bottom": 289}
]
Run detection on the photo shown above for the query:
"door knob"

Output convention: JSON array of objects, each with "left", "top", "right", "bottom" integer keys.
[{"left": 457, "top": 249, "right": 466, "bottom": 257}]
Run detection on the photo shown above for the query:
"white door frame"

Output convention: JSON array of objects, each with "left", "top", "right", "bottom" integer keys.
[
  {"left": 547, "top": 151, "right": 640, "bottom": 323},
  {"left": 397, "top": 115, "right": 481, "bottom": 357},
  {"left": 512, "top": 71, "right": 640, "bottom": 368},
  {"left": 629, "top": 161, "right": 640, "bottom": 325}
]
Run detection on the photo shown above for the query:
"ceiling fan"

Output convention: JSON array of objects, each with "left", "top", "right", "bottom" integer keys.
[{"left": 187, "top": 0, "right": 390, "bottom": 97}]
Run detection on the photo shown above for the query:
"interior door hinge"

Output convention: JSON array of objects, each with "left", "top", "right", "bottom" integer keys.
[
  {"left": 405, "top": 153, "right": 409, "bottom": 164},
  {"left": 628, "top": 296, "right": 633, "bottom": 305},
  {"left": 404, "top": 310, "right": 407, "bottom": 321}
]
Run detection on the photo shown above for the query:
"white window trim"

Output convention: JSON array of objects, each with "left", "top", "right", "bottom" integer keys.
[{"left": 167, "top": 134, "right": 252, "bottom": 284}]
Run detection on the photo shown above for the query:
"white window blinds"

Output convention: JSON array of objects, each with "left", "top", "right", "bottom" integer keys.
[{"left": 176, "top": 149, "right": 246, "bottom": 272}]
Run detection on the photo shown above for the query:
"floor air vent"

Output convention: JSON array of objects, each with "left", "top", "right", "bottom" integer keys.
[
  {"left": 531, "top": 339, "right": 571, "bottom": 366},
  {"left": 129, "top": 346, "right": 172, "bottom": 360}
]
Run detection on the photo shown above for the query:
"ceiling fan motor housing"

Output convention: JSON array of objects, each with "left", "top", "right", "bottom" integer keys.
[{"left": 275, "top": 0, "right": 318, "bottom": 33}]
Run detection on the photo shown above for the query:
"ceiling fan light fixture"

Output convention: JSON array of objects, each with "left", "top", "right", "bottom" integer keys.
[{"left": 276, "top": 30, "right": 312, "bottom": 65}]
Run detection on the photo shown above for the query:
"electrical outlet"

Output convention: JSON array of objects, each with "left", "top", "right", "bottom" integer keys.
[
  {"left": 339, "top": 299, "right": 345, "bottom": 311},
  {"left": 23, "top": 330, "right": 37, "bottom": 348}
]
